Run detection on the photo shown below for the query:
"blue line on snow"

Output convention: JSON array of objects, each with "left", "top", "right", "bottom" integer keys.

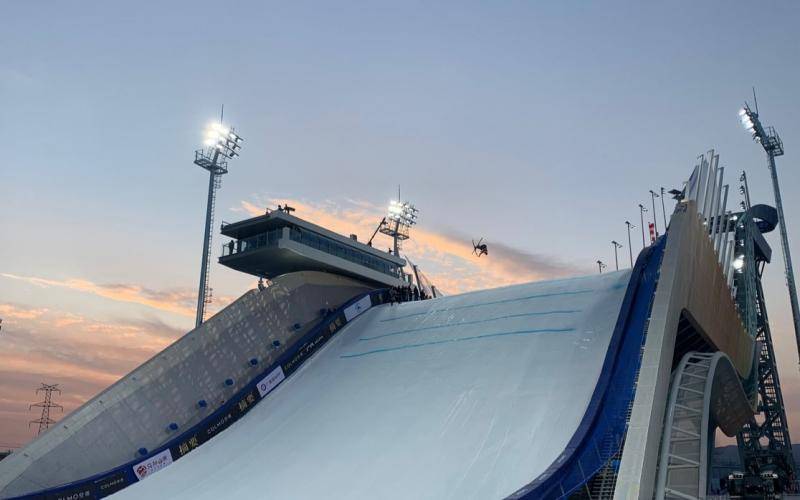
[
  {"left": 378, "top": 289, "right": 594, "bottom": 323},
  {"left": 360, "top": 310, "right": 581, "bottom": 341},
  {"left": 341, "top": 328, "right": 575, "bottom": 358}
]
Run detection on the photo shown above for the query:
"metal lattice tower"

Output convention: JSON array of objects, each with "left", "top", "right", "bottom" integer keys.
[
  {"left": 733, "top": 195, "right": 796, "bottom": 488},
  {"left": 193, "top": 116, "right": 243, "bottom": 328},
  {"left": 28, "top": 384, "right": 63, "bottom": 436}
]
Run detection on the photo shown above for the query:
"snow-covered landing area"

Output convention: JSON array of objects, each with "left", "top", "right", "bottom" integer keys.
[{"left": 114, "top": 271, "right": 632, "bottom": 500}]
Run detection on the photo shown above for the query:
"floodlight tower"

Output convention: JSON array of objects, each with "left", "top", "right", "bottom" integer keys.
[
  {"left": 624, "top": 221, "right": 635, "bottom": 267},
  {"left": 611, "top": 241, "right": 622, "bottom": 271},
  {"left": 596, "top": 260, "right": 606, "bottom": 274},
  {"left": 193, "top": 120, "right": 243, "bottom": 328},
  {"left": 379, "top": 200, "right": 418, "bottom": 258},
  {"left": 638, "top": 204, "right": 648, "bottom": 248},
  {"left": 659, "top": 187, "right": 668, "bottom": 230},
  {"left": 740, "top": 102, "right": 800, "bottom": 364},
  {"left": 649, "top": 190, "right": 660, "bottom": 235}
]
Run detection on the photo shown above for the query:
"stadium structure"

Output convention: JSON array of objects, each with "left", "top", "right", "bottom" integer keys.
[{"left": 0, "top": 144, "right": 796, "bottom": 498}]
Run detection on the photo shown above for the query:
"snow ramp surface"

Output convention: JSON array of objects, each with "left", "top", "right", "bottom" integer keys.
[{"left": 113, "top": 270, "right": 636, "bottom": 500}]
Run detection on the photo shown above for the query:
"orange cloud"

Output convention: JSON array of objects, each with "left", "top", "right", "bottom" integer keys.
[
  {"left": 0, "top": 306, "right": 185, "bottom": 448},
  {"left": 237, "top": 197, "right": 583, "bottom": 294},
  {"left": 0, "top": 304, "right": 48, "bottom": 321},
  {"left": 0, "top": 274, "right": 233, "bottom": 318}
]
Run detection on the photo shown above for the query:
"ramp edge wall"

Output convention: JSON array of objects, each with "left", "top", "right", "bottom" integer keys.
[
  {"left": 7, "top": 289, "right": 388, "bottom": 500},
  {"left": 0, "top": 272, "right": 371, "bottom": 499}
]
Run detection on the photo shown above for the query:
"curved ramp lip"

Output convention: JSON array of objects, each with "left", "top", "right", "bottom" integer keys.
[{"left": 507, "top": 237, "right": 666, "bottom": 499}]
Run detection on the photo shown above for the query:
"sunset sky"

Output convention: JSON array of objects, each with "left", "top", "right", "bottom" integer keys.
[{"left": 2, "top": 1, "right": 800, "bottom": 450}]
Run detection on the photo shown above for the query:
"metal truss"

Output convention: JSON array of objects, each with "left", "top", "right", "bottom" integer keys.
[
  {"left": 656, "top": 352, "right": 715, "bottom": 500},
  {"left": 735, "top": 213, "right": 796, "bottom": 488}
]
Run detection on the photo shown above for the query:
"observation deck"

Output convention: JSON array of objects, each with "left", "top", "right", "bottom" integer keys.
[{"left": 218, "top": 210, "right": 406, "bottom": 287}]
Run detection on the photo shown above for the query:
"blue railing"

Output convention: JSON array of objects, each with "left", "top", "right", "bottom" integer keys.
[{"left": 11, "top": 289, "right": 388, "bottom": 500}]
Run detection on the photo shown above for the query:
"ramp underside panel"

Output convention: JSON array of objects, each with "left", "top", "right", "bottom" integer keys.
[{"left": 114, "top": 271, "right": 632, "bottom": 500}]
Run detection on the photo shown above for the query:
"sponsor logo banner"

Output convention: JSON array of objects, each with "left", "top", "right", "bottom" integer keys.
[
  {"left": 46, "top": 486, "right": 94, "bottom": 500},
  {"left": 282, "top": 314, "right": 346, "bottom": 376},
  {"left": 282, "top": 332, "right": 325, "bottom": 375},
  {"left": 257, "top": 366, "right": 285, "bottom": 397},
  {"left": 204, "top": 411, "right": 235, "bottom": 438},
  {"left": 133, "top": 449, "right": 173, "bottom": 480},
  {"left": 172, "top": 433, "right": 202, "bottom": 459},
  {"left": 344, "top": 295, "right": 372, "bottom": 321},
  {"left": 233, "top": 387, "right": 259, "bottom": 416},
  {"left": 94, "top": 471, "right": 127, "bottom": 496}
]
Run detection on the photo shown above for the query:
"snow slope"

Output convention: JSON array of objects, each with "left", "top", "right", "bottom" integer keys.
[{"left": 113, "top": 270, "right": 631, "bottom": 500}]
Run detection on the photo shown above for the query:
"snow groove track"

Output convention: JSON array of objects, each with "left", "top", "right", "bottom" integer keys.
[{"left": 113, "top": 271, "right": 633, "bottom": 500}]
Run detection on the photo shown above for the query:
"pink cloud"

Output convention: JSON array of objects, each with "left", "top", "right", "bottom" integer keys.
[
  {"left": 0, "top": 304, "right": 48, "bottom": 321},
  {"left": 236, "top": 197, "right": 583, "bottom": 293}
]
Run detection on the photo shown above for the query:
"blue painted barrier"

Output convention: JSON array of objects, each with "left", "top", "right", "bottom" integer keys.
[{"left": 509, "top": 237, "right": 666, "bottom": 499}]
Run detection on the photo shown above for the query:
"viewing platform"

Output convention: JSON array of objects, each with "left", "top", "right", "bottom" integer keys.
[{"left": 218, "top": 210, "right": 407, "bottom": 288}]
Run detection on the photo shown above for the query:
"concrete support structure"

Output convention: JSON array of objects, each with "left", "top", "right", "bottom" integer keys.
[
  {"left": 614, "top": 200, "right": 754, "bottom": 499},
  {"left": 0, "top": 272, "right": 370, "bottom": 498},
  {"left": 655, "top": 352, "right": 753, "bottom": 499}
]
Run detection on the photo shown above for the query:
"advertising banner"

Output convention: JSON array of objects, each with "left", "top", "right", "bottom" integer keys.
[
  {"left": 45, "top": 485, "right": 94, "bottom": 500},
  {"left": 257, "top": 366, "right": 285, "bottom": 398},
  {"left": 344, "top": 295, "right": 372, "bottom": 321},
  {"left": 93, "top": 471, "right": 127, "bottom": 497},
  {"left": 132, "top": 449, "right": 173, "bottom": 480}
]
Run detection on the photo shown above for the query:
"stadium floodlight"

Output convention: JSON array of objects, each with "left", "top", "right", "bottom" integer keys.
[
  {"left": 739, "top": 171, "right": 752, "bottom": 210},
  {"left": 379, "top": 199, "right": 419, "bottom": 257},
  {"left": 202, "top": 121, "right": 243, "bottom": 160},
  {"left": 740, "top": 109, "right": 756, "bottom": 134},
  {"left": 193, "top": 118, "right": 244, "bottom": 329},
  {"left": 739, "top": 99, "right": 800, "bottom": 365}
]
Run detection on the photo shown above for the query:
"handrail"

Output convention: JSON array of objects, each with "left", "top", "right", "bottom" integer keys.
[{"left": 10, "top": 289, "right": 388, "bottom": 500}]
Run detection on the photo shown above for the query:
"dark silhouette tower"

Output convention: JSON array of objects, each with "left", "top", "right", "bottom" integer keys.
[{"left": 29, "top": 384, "right": 63, "bottom": 436}]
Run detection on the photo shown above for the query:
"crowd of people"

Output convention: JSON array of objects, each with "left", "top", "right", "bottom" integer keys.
[{"left": 387, "top": 285, "right": 429, "bottom": 304}]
